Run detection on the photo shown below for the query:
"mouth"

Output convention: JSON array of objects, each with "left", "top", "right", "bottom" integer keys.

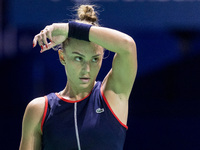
[{"left": 79, "top": 77, "right": 90, "bottom": 83}]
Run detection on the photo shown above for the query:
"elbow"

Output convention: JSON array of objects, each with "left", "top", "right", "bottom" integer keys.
[
  {"left": 123, "top": 36, "right": 137, "bottom": 66},
  {"left": 122, "top": 36, "right": 136, "bottom": 54}
]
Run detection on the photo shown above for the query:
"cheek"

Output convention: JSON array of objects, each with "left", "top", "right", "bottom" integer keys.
[
  {"left": 92, "top": 62, "right": 102, "bottom": 75},
  {"left": 65, "top": 61, "right": 81, "bottom": 76}
]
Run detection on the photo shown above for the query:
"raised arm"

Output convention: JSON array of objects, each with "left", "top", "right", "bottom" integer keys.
[
  {"left": 88, "top": 26, "right": 137, "bottom": 126},
  {"left": 19, "top": 97, "right": 45, "bottom": 150},
  {"left": 89, "top": 26, "right": 137, "bottom": 96},
  {"left": 32, "top": 22, "right": 137, "bottom": 126},
  {"left": 33, "top": 24, "right": 137, "bottom": 94}
]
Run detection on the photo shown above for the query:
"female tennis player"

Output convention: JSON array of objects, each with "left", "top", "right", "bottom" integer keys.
[{"left": 19, "top": 5, "right": 137, "bottom": 150}]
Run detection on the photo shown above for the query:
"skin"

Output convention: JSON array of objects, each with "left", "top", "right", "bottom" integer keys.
[
  {"left": 59, "top": 38, "right": 104, "bottom": 99},
  {"left": 20, "top": 22, "right": 137, "bottom": 150}
]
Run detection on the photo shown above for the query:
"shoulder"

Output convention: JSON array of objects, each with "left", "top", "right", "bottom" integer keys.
[
  {"left": 26, "top": 97, "right": 46, "bottom": 115},
  {"left": 20, "top": 97, "right": 46, "bottom": 149},
  {"left": 23, "top": 97, "right": 46, "bottom": 134}
]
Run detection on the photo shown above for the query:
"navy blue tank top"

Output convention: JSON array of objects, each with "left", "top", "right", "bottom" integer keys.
[{"left": 41, "top": 81, "right": 127, "bottom": 150}]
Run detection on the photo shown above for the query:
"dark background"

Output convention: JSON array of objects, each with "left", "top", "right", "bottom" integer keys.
[{"left": 0, "top": 0, "right": 200, "bottom": 149}]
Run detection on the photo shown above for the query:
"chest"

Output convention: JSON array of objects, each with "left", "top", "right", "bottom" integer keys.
[{"left": 42, "top": 94, "right": 126, "bottom": 150}]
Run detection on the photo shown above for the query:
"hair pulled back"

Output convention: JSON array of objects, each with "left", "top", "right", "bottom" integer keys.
[
  {"left": 76, "top": 5, "right": 99, "bottom": 26},
  {"left": 58, "top": 5, "right": 101, "bottom": 52}
]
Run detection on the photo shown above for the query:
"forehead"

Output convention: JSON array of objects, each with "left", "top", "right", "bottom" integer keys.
[{"left": 64, "top": 38, "right": 103, "bottom": 55}]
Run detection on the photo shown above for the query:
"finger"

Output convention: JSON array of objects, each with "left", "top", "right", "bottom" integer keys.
[
  {"left": 46, "top": 30, "right": 53, "bottom": 43},
  {"left": 33, "top": 35, "right": 39, "bottom": 48},
  {"left": 41, "top": 31, "right": 48, "bottom": 46},
  {"left": 44, "top": 26, "right": 53, "bottom": 43},
  {"left": 37, "top": 35, "right": 44, "bottom": 49},
  {"left": 33, "top": 34, "right": 45, "bottom": 48},
  {"left": 40, "top": 41, "right": 57, "bottom": 53},
  {"left": 40, "top": 30, "right": 48, "bottom": 45}
]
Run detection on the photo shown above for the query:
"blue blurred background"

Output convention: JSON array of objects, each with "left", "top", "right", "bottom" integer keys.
[{"left": 1, "top": 0, "right": 200, "bottom": 149}]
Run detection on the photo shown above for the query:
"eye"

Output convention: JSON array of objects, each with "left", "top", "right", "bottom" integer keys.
[
  {"left": 74, "top": 56, "right": 82, "bottom": 62},
  {"left": 92, "top": 57, "right": 99, "bottom": 63}
]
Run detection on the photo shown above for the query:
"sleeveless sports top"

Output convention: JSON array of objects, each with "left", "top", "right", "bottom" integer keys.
[{"left": 41, "top": 81, "right": 128, "bottom": 150}]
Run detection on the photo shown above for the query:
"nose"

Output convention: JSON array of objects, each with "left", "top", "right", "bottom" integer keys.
[{"left": 82, "top": 62, "right": 90, "bottom": 73}]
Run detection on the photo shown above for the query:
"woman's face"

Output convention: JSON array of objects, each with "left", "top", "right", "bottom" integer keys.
[{"left": 63, "top": 38, "right": 104, "bottom": 90}]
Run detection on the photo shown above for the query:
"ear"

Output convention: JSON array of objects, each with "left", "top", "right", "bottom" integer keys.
[{"left": 58, "top": 49, "right": 66, "bottom": 65}]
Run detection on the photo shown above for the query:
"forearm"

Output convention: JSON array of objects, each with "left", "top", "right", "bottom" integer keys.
[
  {"left": 56, "top": 22, "right": 136, "bottom": 53},
  {"left": 33, "top": 22, "right": 135, "bottom": 54},
  {"left": 51, "top": 23, "right": 68, "bottom": 37},
  {"left": 89, "top": 26, "right": 136, "bottom": 54}
]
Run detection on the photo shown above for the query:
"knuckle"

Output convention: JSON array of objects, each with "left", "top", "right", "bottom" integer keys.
[{"left": 38, "top": 35, "right": 42, "bottom": 39}]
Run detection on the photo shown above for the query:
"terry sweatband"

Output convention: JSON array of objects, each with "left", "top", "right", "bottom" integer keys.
[{"left": 68, "top": 21, "right": 92, "bottom": 42}]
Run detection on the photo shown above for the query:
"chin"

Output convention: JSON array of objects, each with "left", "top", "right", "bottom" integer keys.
[{"left": 79, "top": 81, "right": 95, "bottom": 89}]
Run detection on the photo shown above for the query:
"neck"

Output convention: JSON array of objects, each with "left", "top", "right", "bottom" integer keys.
[{"left": 60, "top": 81, "right": 96, "bottom": 101}]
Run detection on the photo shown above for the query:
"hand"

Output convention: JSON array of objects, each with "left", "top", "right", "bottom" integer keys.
[{"left": 33, "top": 23, "right": 68, "bottom": 53}]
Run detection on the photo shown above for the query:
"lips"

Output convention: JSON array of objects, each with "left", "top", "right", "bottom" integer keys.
[{"left": 79, "top": 77, "right": 90, "bottom": 83}]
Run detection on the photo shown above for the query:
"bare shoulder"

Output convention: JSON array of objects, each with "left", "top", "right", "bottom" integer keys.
[
  {"left": 26, "top": 97, "right": 46, "bottom": 111},
  {"left": 101, "top": 77, "right": 129, "bottom": 125},
  {"left": 23, "top": 97, "right": 46, "bottom": 133},
  {"left": 19, "top": 97, "right": 46, "bottom": 150},
  {"left": 25, "top": 97, "right": 46, "bottom": 118},
  {"left": 102, "top": 69, "right": 133, "bottom": 101}
]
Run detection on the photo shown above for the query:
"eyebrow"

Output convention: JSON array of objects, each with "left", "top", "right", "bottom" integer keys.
[
  {"left": 72, "top": 52, "right": 101, "bottom": 57},
  {"left": 72, "top": 52, "right": 85, "bottom": 57}
]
